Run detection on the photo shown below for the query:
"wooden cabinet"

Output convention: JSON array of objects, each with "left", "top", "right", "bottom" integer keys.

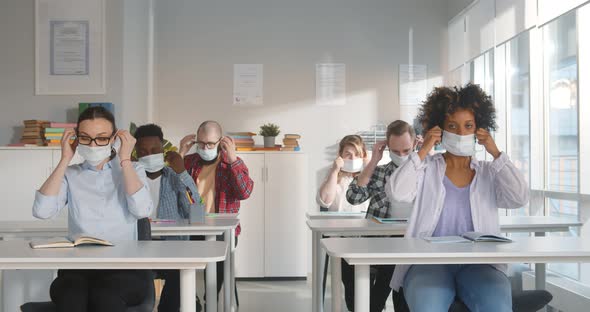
[{"left": 234, "top": 152, "right": 309, "bottom": 278}]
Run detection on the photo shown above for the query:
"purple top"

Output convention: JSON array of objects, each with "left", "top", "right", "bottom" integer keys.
[{"left": 432, "top": 176, "right": 474, "bottom": 237}]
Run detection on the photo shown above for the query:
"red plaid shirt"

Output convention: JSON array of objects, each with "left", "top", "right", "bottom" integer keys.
[{"left": 184, "top": 152, "right": 253, "bottom": 235}]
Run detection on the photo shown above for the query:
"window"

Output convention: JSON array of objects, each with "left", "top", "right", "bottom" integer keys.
[
  {"left": 469, "top": 49, "right": 495, "bottom": 161},
  {"left": 542, "top": 11, "right": 580, "bottom": 281},
  {"left": 544, "top": 11, "right": 578, "bottom": 194},
  {"left": 507, "top": 31, "right": 531, "bottom": 216}
]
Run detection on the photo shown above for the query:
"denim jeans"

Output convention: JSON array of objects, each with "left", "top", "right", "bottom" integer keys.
[{"left": 403, "top": 264, "right": 512, "bottom": 312}]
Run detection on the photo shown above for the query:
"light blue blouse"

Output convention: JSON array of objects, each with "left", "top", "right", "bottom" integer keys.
[{"left": 33, "top": 157, "right": 153, "bottom": 242}]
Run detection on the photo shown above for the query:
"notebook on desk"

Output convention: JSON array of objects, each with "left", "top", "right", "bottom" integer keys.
[
  {"left": 423, "top": 232, "right": 512, "bottom": 243},
  {"left": 372, "top": 216, "right": 408, "bottom": 224},
  {"left": 30, "top": 235, "right": 113, "bottom": 249}
]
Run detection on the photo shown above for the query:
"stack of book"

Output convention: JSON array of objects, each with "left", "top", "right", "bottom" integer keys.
[
  {"left": 20, "top": 120, "right": 50, "bottom": 146},
  {"left": 282, "top": 134, "right": 301, "bottom": 151},
  {"left": 227, "top": 132, "right": 256, "bottom": 151},
  {"left": 44, "top": 122, "right": 77, "bottom": 146}
]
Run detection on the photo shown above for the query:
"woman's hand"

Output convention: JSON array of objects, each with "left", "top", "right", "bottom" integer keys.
[
  {"left": 60, "top": 128, "right": 78, "bottom": 162},
  {"left": 332, "top": 156, "right": 344, "bottom": 172},
  {"left": 418, "top": 126, "right": 442, "bottom": 160},
  {"left": 179, "top": 134, "right": 196, "bottom": 158},
  {"left": 116, "top": 130, "right": 136, "bottom": 161},
  {"left": 476, "top": 128, "right": 501, "bottom": 159}
]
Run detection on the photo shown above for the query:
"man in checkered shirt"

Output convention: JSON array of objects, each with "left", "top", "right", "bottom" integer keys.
[
  {"left": 346, "top": 120, "right": 416, "bottom": 312},
  {"left": 179, "top": 120, "right": 254, "bottom": 311}
]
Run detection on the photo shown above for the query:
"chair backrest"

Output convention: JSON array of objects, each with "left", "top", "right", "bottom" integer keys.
[{"left": 137, "top": 218, "right": 152, "bottom": 241}]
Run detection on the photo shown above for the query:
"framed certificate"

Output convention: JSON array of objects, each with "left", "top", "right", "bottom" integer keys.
[{"left": 35, "top": 0, "right": 105, "bottom": 94}]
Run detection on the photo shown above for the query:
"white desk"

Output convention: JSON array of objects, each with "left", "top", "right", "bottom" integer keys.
[
  {"left": 152, "top": 218, "right": 240, "bottom": 312},
  {"left": 0, "top": 240, "right": 226, "bottom": 312},
  {"left": 305, "top": 211, "right": 365, "bottom": 220},
  {"left": 0, "top": 217, "right": 240, "bottom": 312},
  {"left": 307, "top": 216, "right": 583, "bottom": 312},
  {"left": 323, "top": 236, "right": 590, "bottom": 312}
]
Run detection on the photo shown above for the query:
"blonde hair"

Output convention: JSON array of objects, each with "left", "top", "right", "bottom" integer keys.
[{"left": 337, "top": 135, "right": 367, "bottom": 181}]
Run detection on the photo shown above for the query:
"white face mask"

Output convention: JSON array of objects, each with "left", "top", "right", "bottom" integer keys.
[
  {"left": 197, "top": 147, "right": 218, "bottom": 161},
  {"left": 442, "top": 130, "right": 475, "bottom": 156},
  {"left": 138, "top": 153, "right": 165, "bottom": 173},
  {"left": 389, "top": 151, "right": 409, "bottom": 166},
  {"left": 78, "top": 144, "right": 112, "bottom": 166},
  {"left": 341, "top": 158, "right": 363, "bottom": 173}
]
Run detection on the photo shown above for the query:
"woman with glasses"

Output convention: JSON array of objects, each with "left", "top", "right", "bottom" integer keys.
[
  {"left": 385, "top": 84, "right": 529, "bottom": 312},
  {"left": 33, "top": 107, "right": 153, "bottom": 312}
]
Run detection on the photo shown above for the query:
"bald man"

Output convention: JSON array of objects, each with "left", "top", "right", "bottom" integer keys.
[{"left": 179, "top": 121, "right": 253, "bottom": 308}]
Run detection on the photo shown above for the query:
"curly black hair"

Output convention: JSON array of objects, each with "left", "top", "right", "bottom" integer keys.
[
  {"left": 134, "top": 123, "right": 164, "bottom": 142},
  {"left": 417, "top": 83, "right": 497, "bottom": 132}
]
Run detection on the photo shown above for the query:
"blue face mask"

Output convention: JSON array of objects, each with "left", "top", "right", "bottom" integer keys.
[{"left": 197, "top": 147, "right": 218, "bottom": 161}]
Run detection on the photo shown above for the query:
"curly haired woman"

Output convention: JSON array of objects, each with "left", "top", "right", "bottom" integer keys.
[{"left": 384, "top": 83, "right": 529, "bottom": 312}]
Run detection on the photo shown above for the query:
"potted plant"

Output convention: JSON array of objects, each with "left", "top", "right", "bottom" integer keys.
[{"left": 259, "top": 123, "right": 280, "bottom": 147}]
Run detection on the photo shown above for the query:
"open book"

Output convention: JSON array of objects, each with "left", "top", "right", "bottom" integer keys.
[
  {"left": 30, "top": 235, "right": 113, "bottom": 249},
  {"left": 423, "top": 232, "right": 512, "bottom": 243}
]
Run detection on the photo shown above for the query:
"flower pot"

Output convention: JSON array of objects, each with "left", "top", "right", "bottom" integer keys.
[{"left": 263, "top": 136, "right": 276, "bottom": 148}]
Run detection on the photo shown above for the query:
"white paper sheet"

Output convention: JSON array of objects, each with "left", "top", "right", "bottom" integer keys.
[
  {"left": 50, "top": 21, "right": 89, "bottom": 75},
  {"left": 233, "top": 64, "right": 263, "bottom": 106},
  {"left": 399, "top": 64, "right": 427, "bottom": 107},
  {"left": 316, "top": 63, "right": 346, "bottom": 106}
]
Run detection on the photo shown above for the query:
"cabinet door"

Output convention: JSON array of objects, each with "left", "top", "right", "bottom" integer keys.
[
  {"left": 234, "top": 153, "right": 266, "bottom": 278},
  {"left": 264, "top": 153, "right": 308, "bottom": 277},
  {"left": 0, "top": 149, "right": 54, "bottom": 221},
  {"left": 52, "top": 150, "right": 84, "bottom": 166}
]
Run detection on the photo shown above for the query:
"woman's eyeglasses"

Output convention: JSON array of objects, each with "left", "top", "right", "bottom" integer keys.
[{"left": 77, "top": 134, "right": 113, "bottom": 146}]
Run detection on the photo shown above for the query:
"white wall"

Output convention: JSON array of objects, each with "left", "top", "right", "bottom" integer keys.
[
  {"left": 447, "top": 0, "right": 474, "bottom": 20},
  {"left": 154, "top": 0, "right": 448, "bottom": 212},
  {"left": 0, "top": 0, "right": 149, "bottom": 145}
]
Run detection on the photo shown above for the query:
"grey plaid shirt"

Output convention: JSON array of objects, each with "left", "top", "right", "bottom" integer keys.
[{"left": 346, "top": 161, "right": 397, "bottom": 218}]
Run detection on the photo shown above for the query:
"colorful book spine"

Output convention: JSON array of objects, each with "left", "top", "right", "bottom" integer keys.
[
  {"left": 79, "top": 102, "right": 114, "bottom": 115},
  {"left": 45, "top": 128, "right": 67, "bottom": 133},
  {"left": 48, "top": 123, "right": 76, "bottom": 128}
]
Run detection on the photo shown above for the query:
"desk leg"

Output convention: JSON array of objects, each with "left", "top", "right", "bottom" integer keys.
[
  {"left": 534, "top": 232, "right": 547, "bottom": 290},
  {"left": 354, "top": 264, "right": 370, "bottom": 312},
  {"left": 230, "top": 228, "right": 236, "bottom": 312},
  {"left": 205, "top": 235, "right": 218, "bottom": 312},
  {"left": 534, "top": 232, "right": 547, "bottom": 312},
  {"left": 180, "top": 269, "right": 197, "bottom": 312},
  {"left": 330, "top": 256, "right": 342, "bottom": 312},
  {"left": 312, "top": 231, "right": 323, "bottom": 312},
  {"left": 0, "top": 269, "right": 3, "bottom": 312},
  {"left": 224, "top": 229, "right": 231, "bottom": 312}
]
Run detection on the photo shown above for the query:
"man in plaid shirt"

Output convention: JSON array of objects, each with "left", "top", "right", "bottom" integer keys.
[
  {"left": 180, "top": 121, "right": 254, "bottom": 235},
  {"left": 346, "top": 120, "right": 416, "bottom": 312},
  {"left": 180, "top": 120, "right": 254, "bottom": 310}
]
